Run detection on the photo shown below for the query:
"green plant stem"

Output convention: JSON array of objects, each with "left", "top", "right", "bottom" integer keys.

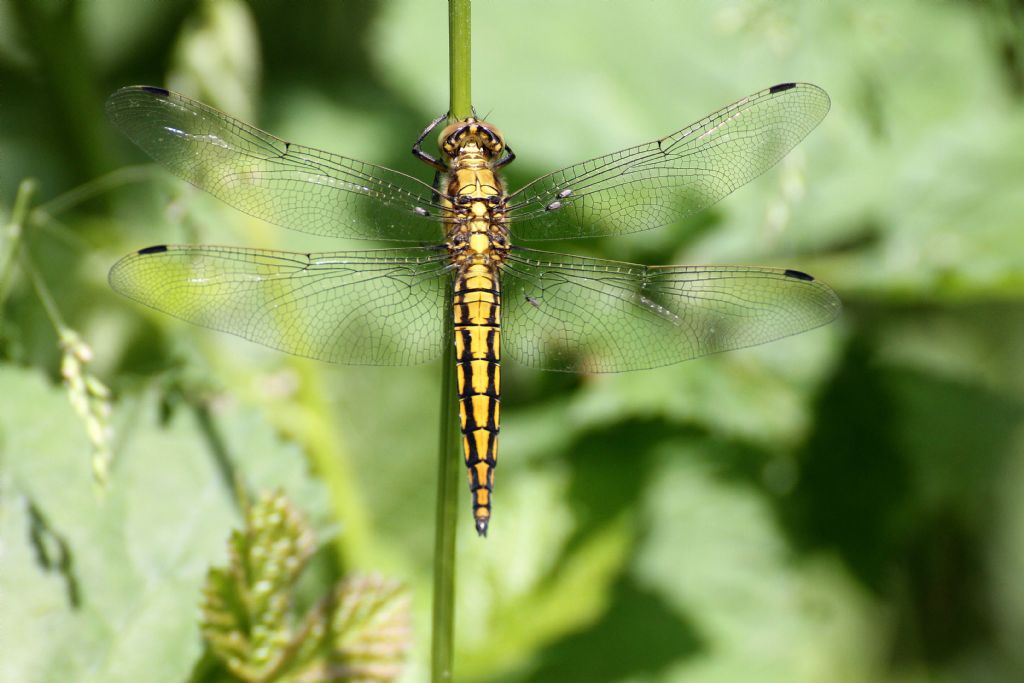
[
  {"left": 35, "top": 165, "right": 160, "bottom": 217},
  {"left": 432, "top": 3, "right": 472, "bottom": 680},
  {"left": 432, "top": 288, "right": 461, "bottom": 682},
  {"left": 9, "top": 180, "right": 73, "bottom": 338},
  {"left": 23, "top": 248, "right": 69, "bottom": 336},
  {"left": 10, "top": 0, "right": 112, "bottom": 180},
  {"left": 0, "top": 179, "right": 37, "bottom": 313},
  {"left": 190, "top": 395, "right": 248, "bottom": 513},
  {"left": 449, "top": 0, "right": 472, "bottom": 120}
]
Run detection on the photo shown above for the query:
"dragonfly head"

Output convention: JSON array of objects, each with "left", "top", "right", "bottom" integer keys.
[{"left": 439, "top": 118, "right": 505, "bottom": 161}]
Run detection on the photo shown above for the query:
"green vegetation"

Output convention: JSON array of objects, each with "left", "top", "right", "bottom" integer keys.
[
  {"left": 2, "top": 1, "right": 1024, "bottom": 682},
  {"left": 434, "top": 3, "right": 471, "bottom": 679}
]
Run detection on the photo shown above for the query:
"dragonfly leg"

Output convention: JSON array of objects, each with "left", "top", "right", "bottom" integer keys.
[{"left": 412, "top": 111, "right": 449, "bottom": 171}]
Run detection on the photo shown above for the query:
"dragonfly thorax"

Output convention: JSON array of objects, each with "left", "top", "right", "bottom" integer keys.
[{"left": 443, "top": 148, "right": 509, "bottom": 268}]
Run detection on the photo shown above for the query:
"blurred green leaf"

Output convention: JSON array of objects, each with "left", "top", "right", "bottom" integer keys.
[
  {"left": 168, "top": 0, "right": 261, "bottom": 119},
  {"left": 0, "top": 366, "right": 345, "bottom": 683},
  {"left": 0, "top": 366, "right": 237, "bottom": 683},
  {"left": 636, "top": 447, "right": 880, "bottom": 683},
  {"left": 457, "top": 503, "right": 632, "bottom": 680}
]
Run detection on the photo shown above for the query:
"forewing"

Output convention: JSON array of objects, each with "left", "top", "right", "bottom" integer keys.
[
  {"left": 106, "top": 86, "right": 447, "bottom": 241},
  {"left": 109, "top": 245, "right": 452, "bottom": 365},
  {"left": 501, "top": 248, "right": 840, "bottom": 372},
  {"left": 506, "top": 83, "right": 830, "bottom": 240}
]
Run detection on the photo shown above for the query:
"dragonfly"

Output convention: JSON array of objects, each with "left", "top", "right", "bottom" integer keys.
[{"left": 107, "top": 82, "right": 839, "bottom": 536}]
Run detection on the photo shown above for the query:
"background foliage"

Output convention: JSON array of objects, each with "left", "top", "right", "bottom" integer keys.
[{"left": 2, "top": 0, "right": 1024, "bottom": 681}]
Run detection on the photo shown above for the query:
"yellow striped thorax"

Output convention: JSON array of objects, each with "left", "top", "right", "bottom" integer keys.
[{"left": 441, "top": 118, "right": 510, "bottom": 268}]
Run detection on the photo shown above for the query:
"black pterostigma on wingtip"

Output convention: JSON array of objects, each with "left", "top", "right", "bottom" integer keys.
[
  {"left": 769, "top": 82, "right": 798, "bottom": 94},
  {"left": 783, "top": 268, "right": 815, "bottom": 282},
  {"left": 137, "top": 244, "right": 169, "bottom": 255},
  {"left": 140, "top": 85, "right": 170, "bottom": 97}
]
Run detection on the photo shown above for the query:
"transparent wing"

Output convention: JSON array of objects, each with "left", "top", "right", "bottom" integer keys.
[
  {"left": 500, "top": 248, "right": 840, "bottom": 372},
  {"left": 506, "top": 83, "right": 830, "bottom": 240},
  {"left": 109, "top": 244, "right": 452, "bottom": 365},
  {"left": 106, "top": 86, "right": 447, "bottom": 242}
]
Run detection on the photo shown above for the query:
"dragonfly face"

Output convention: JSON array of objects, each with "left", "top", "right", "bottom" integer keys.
[
  {"left": 107, "top": 82, "right": 840, "bottom": 536},
  {"left": 437, "top": 117, "right": 506, "bottom": 163}
]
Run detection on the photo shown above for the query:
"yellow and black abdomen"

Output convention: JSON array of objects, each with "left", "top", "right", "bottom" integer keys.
[{"left": 453, "top": 263, "right": 501, "bottom": 536}]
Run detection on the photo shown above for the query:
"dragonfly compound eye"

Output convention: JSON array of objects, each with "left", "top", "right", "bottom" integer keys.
[
  {"left": 438, "top": 121, "right": 465, "bottom": 156},
  {"left": 437, "top": 118, "right": 506, "bottom": 158},
  {"left": 475, "top": 121, "right": 506, "bottom": 156}
]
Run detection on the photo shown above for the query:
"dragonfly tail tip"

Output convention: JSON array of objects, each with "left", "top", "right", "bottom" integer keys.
[{"left": 475, "top": 517, "right": 489, "bottom": 537}]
